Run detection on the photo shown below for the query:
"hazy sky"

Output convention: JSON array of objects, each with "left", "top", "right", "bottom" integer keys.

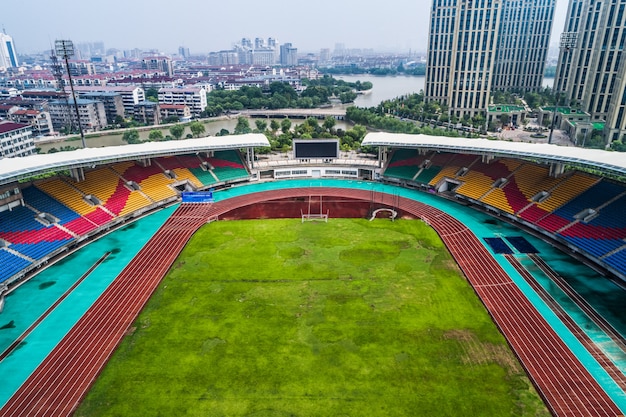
[{"left": 3, "top": 0, "right": 569, "bottom": 55}]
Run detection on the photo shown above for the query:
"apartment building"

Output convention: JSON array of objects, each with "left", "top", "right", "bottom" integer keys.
[
  {"left": 48, "top": 99, "right": 107, "bottom": 132},
  {"left": 0, "top": 121, "right": 35, "bottom": 158},
  {"left": 158, "top": 86, "right": 207, "bottom": 117},
  {"left": 554, "top": 0, "right": 626, "bottom": 144}
]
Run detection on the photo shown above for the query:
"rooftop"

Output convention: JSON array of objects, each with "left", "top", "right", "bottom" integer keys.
[
  {"left": 0, "top": 121, "right": 30, "bottom": 134},
  {"left": 0, "top": 134, "right": 269, "bottom": 185},
  {"left": 361, "top": 132, "right": 626, "bottom": 177}
]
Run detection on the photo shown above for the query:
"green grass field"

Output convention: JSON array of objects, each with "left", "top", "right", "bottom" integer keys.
[{"left": 76, "top": 219, "right": 548, "bottom": 417}]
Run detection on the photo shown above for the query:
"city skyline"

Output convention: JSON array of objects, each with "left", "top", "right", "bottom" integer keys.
[{"left": 3, "top": 0, "right": 568, "bottom": 55}]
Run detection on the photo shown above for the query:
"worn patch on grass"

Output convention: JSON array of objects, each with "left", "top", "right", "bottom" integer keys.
[{"left": 444, "top": 329, "right": 521, "bottom": 375}]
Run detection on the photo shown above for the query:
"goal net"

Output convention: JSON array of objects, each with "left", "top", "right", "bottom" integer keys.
[{"left": 301, "top": 195, "right": 329, "bottom": 223}]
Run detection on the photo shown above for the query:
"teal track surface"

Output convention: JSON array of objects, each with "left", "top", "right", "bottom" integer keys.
[{"left": 0, "top": 179, "right": 624, "bottom": 412}]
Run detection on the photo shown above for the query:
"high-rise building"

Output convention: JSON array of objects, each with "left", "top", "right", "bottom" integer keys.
[
  {"left": 492, "top": 0, "right": 555, "bottom": 92},
  {"left": 141, "top": 56, "right": 174, "bottom": 76},
  {"left": 178, "top": 46, "right": 190, "bottom": 59},
  {"left": 425, "top": 0, "right": 503, "bottom": 118},
  {"left": 426, "top": 0, "right": 555, "bottom": 119},
  {"left": 0, "top": 32, "right": 18, "bottom": 69},
  {"left": 319, "top": 48, "right": 331, "bottom": 63},
  {"left": 554, "top": 0, "right": 626, "bottom": 144},
  {"left": 280, "top": 43, "right": 298, "bottom": 66}
]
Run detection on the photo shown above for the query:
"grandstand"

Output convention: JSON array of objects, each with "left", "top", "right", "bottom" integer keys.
[
  {"left": 0, "top": 133, "right": 626, "bottom": 284},
  {"left": 0, "top": 135, "right": 265, "bottom": 285}
]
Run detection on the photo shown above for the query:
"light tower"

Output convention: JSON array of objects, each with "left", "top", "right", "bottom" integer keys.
[{"left": 55, "top": 39, "right": 86, "bottom": 148}]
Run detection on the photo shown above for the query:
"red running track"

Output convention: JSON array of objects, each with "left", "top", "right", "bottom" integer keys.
[{"left": 0, "top": 188, "right": 622, "bottom": 417}]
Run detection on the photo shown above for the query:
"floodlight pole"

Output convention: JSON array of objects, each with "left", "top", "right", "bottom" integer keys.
[{"left": 55, "top": 40, "right": 86, "bottom": 149}]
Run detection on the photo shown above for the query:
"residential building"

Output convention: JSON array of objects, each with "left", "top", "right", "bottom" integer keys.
[
  {"left": 208, "top": 50, "right": 239, "bottom": 66},
  {"left": 142, "top": 56, "right": 174, "bottom": 77},
  {"left": 492, "top": 0, "right": 556, "bottom": 92},
  {"left": 160, "top": 104, "right": 191, "bottom": 122},
  {"left": 554, "top": 0, "right": 626, "bottom": 144},
  {"left": 67, "top": 60, "right": 97, "bottom": 76},
  {"left": 48, "top": 98, "right": 107, "bottom": 132},
  {"left": 178, "top": 46, "right": 190, "bottom": 59},
  {"left": 251, "top": 49, "right": 276, "bottom": 66},
  {"left": 70, "top": 86, "right": 145, "bottom": 116},
  {"left": 10, "top": 109, "right": 54, "bottom": 136},
  {"left": 426, "top": 0, "right": 555, "bottom": 118},
  {"left": 0, "top": 32, "right": 18, "bottom": 69},
  {"left": 425, "top": 0, "right": 503, "bottom": 118},
  {"left": 78, "top": 91, "right": 125, "bottom": 124},
  {"left": 319, "top": 48, "right": 331, "bottom": 63},
  {"left": 21, "top": 90, "right": 67, "bottom": 101},
  {"left": 0, "top": 121, "right": 35, "bottom": 158},
  {"left": 133, "top": 101, "right": 161, "bottom": 125},
  {"left": 0, "top": 88, "right": 19, "bottom": 99},
  {"left": 0, "top": 104, "right": 18, "bottom": 119},
  {"left": 280, "top": 43, "right": 298, "bottom": 67},
  {"left": 158, "top": 86, "right": 207, "bottom": 117}
]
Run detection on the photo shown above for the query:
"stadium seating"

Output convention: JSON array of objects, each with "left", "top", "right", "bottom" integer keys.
[
  {"left": 112, "top": 161, "right": 177, "bottom": 202},
  {"left": 0, "top": 205, "right": 74, "bottom": 260},
  {"left": 21, "top": 186, "right": 82, "bottom": 225},
  {"left": 22, "top": 185, "right": 99, "bottom": 236},
  {"left": 0, "top": 249, "right": 32, "bottom": 283},
  {"left": 3, "top": 149, "right": 626, "bottom": 285},
  {"left": 205, "top": 150, "right": 249, "bottom": 182},
  {"left": 70, "top": 168, "right": 148, "bottom": 216},
  {"left": 176, "top": 155, "right": 218, "bottom": 186},
  {"left": 428, "top": 153, "right": 479, "bottom": 185},
  {"left": 603, "top": 249, "right": 626, "bottom": 273},
  {"left": 36, "top": 178, "right": 98, "bottom": 216},
  {"left": 153, "top": 156, "right": 204, "bottom": 189},
  {"left": 384, "top": 148, "right": 427, "bottom": 181}
]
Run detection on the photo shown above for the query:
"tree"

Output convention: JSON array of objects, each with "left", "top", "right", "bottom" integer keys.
[
  {"left": 189, "top": 121, "right": 206, "bottom": 138},
  {"left": 162, "top": 115, "right": 179, "bottom": 124},
  {"left": 339, "top": 91, "right": 357, "bottom": 104},
  {"left": 114, "top": 115, "right": 127, "bottom": 128},
  {"left": 217, "top": 128, "right": 230, "bottom": 136},
  {"left": 255, "top": 119, "right": 268, "bottom": 132},
  {"left": 270, "top": 119, "right": 280, "bottom": 133},
  {"left": 169, "top": 124, "right": 185, "bottom": 140},
  {"left": 122, "top": 129, "right": 140, "bottom": 144},
  {"left": 281, "top": 118, "right": 292, "bottom": 134},
  {"left": 323, "top": 116, "right": 336, "bottom": 132},
  {"left": 234, "top": 116, "right": 252, "bottom": 134},
  {"left": 148, "top": 130, "right": 164, "bottom": 141},
  {"left": 146, "top": 87, "right": 159, "bottom": 103}
]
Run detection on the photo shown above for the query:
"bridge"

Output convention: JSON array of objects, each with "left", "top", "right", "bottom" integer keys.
[{"left": 238, "top": 108, "right": 346, "bottom": 120}]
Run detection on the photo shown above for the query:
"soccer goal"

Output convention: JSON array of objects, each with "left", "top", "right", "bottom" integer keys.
[{"left": 301, "top": 195, "right": 329, "bottom": 223}]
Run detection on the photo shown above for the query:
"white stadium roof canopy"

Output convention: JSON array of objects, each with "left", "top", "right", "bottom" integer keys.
[
  {"left": 0, "top": 134, "right": 270, "bottom": 186},
  {"left": 362, "top": 132, "right": 626, "bottom": 177}
]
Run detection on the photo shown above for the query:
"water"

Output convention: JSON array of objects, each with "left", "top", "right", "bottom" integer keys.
[
  {"left": 337, "top": 74, "right": 556, "bottom": 107},
  {"left": 337, "top": 75, "right": 424, "bottom": 107}
]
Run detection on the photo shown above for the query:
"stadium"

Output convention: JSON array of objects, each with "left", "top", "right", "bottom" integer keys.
[{"left": 0, "top": 132, "right": 625, "bottom": 416}]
